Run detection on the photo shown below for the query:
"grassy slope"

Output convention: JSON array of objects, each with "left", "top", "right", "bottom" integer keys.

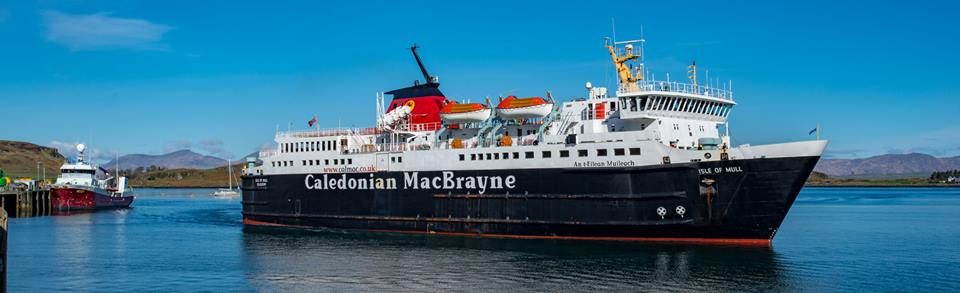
[{"left": 0, "top": 140, "right": 65, "bottom": 179}]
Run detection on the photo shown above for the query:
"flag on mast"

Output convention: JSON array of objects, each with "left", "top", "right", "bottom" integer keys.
[{"left": 308, "top": 116, "right": 318, "bottom": 127}]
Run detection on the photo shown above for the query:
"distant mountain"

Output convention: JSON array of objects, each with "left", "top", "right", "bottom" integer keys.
[
  {"left": 815, "top": 153, "right": 960, "bottom": 179},
  {"left": 0, "top": 140, "right": 66, "bottom": 178},
  {"left": 104, "top": 150, "right": 227, "bottom": 170}
]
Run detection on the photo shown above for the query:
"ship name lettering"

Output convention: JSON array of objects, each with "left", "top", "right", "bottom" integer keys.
[
  {"left": 698, "top": 166, "right": 744, "bottom": 175},
  {"left": 305, "top": 173, "right": 397, "bottom": 190},
  {"left": 403, "top": 171, "right": 517, "bottom": 195}
]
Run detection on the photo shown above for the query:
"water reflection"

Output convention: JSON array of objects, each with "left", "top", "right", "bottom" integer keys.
[{"left": 242, "top": 228, "right": 790, "bottom": 292}]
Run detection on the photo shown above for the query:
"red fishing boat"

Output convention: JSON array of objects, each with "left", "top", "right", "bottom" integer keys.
[{"left": 49, "top": 144, "right": 134, "bottom": 212}]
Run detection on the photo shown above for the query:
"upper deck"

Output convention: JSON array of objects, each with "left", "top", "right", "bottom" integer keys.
[{"left": 621, "top": 79, "right": 734, "bottom": 103}]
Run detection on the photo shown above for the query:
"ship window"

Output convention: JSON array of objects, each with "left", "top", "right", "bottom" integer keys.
[
  {"left": 513, "top": 152, "right": 519, "bottom": 159},
  {"left": 502, "top": 152, "right": 509, "bottom": 160},
  {"left": 560, "top": 150, "right": 570, "bottom": 157},
  {"left": 459, "top": 154, "right": 465, "bottom": 161},
  {"left": 348, "top": 159, "right": 353, "bottom": 164},
  {"left": 578, "top": 149, "right": 588, "bottom": 157},
  {"left": 525, "top": 151, "right": 534, "bottom": 159},
  {"left": 391, "top": 157, "right": 395, "bottom": 163},
  {"left": 271, "top": 162, "right": 275, "bottom": 167},
  {"left": 486, "top": 154, "right": 492, "bottom": 160},
  {"left": 614, "top": 148, "right": 625, "bottom": 156},
  {"left": 397, "top": 157, "right": 402, "bottom": 163},
  {"left": 325, "top": 159, "right": 329, "bottom": 165},
  {"left": 597, "top": 149, "right": 608, "bottom": 157},
  {"left": 478, "top": 154, "right": 483, "bottom": 161},
  {"left": 629, "top": 148, "right": 641, "bottom": 155},
  {"left": 471, "top": 154, "right": 476, "bottom": 160},
  {"left": 542, "top": 151, "right": 552, "bottom": 158},
  {"left": 494, "top": 153, "right": 500, "bottom": 160}
]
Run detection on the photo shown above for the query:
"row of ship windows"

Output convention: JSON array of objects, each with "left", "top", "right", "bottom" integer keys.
[
  {"left": 458, "top": 148, "right": 641, "bottom": 161},
  {"left": 272, "top": 158, "right": 354, "bottom": 167},
  {"left": 281, "top": 140, "right": 339, "bottom": 153},
  {"left": 623, "top": 96, "right": 731, "bottom": 117}
]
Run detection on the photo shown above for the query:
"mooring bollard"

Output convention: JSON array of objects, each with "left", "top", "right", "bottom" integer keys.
[{"left": 1, "top": 207, "right": 7, "bottom": 293}]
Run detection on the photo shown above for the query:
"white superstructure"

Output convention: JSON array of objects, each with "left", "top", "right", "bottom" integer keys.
[{"left": 246, "top": 37, "right": 826, "bottom": 178}]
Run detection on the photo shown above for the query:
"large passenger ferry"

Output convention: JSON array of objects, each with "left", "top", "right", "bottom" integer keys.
[{"left": 241, "top": 36, "right": 826, "bottom": 244}]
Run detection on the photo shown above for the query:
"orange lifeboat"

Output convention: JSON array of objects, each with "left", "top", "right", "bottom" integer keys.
[
  {"left": 439, "top": 102, "right": 491, "bottom": 123},
  {"left": 495, "top": 96, "right": 552, "bottom": 119}
]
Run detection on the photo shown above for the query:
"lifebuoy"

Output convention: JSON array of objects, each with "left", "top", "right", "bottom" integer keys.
[{"left": 404, "top": 100, "right": 416, "bottom": 111}]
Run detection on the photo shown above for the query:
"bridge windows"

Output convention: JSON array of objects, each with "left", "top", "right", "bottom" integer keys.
[
  {"left": 560, "top": 150, "right": 570, "bottom": 157},
  {"left": 459, "top": 154, "right": 465, "bottom": 161},
  {"left": 542, "top": 151, "right": 552, "bottom": 158},
  {"left": 629, "top": 148, "right": 642, "bottom": 155},
  {"left": 577, "top": 149, "right": 588, "bottom": 157},
  {"left": 597, "top": 149, "right": 608, "bottom": 157}
]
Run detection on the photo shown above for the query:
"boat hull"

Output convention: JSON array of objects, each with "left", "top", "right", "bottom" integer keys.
[
  {"left": 440, "top": 108, "right": 491, "bottom": 123},
  {"left": 496, "top": 103, "right": 552, "bottom": 119},
  {"left": 51, "top": 186, "right": 134, "bottom": 212},
  {"left": 241, "top": 156, "right": 818, "bottom": 244}
]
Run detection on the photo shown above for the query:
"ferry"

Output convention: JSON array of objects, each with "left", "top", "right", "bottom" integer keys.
[
  {"left": 240, "top": 37, "right": 827, "bottom": 245},
  {"left": 49, "top": 144, "right": 134, "bottom": 211}
]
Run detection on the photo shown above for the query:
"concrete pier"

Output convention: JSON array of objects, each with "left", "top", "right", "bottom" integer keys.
[{"left": 0, "top": 189, "right": 52, "bottom": 218}]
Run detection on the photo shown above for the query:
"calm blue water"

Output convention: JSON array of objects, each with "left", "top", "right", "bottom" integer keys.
[{"left": 7, "top": 187, "right": 960, "bottom": 292}]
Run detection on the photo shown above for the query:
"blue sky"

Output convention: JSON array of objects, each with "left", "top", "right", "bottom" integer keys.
[{"left": 1, "top": 1, "right": 958, "bottom": 161}]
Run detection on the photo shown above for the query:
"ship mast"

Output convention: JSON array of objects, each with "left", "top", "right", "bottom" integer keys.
[
  {"left": 411, "top": 44, "right": 437, "bottom": 85},
  {"left": 605, "top": 38, "right": 643, "bottom": 92}
]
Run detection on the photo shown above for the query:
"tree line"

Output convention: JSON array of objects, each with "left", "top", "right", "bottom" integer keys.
[{"left": 929, "top": 169, "right": 960, "bottom": 181}]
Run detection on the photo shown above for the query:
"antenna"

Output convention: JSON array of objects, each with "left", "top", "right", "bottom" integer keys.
[
  {"left": 411, "top": 44, "right": 436, "bottom": 85},
  {"left": 611, "top": 18, "right": 618, "bottom": 45}
]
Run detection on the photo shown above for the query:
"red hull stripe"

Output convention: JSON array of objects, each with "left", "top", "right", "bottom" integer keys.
[{"left": 242, "top": 218, "right": 771, "bottom": 246}]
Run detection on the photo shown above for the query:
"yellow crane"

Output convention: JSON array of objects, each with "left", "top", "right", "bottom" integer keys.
[{"left": 605, "top": 38, "right": 642, "bottom": 91}]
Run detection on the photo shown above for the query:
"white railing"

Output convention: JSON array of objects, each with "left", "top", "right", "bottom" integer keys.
[
  {"left": 623, "top": 80, "right": 734, "bottom": 101},
  {"left": 259, "top": 149, "right": 278, "bottom": 158},
  {"left": 276, "top": 127, "right": 381, "bottom": 139}
]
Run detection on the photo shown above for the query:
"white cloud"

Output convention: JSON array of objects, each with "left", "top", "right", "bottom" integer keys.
[
  {"left": 42, "top": 10, "right": 173, "bottom": 51},
  {"left": 48, "top": 140, "right": 116, "bottom": 163}
]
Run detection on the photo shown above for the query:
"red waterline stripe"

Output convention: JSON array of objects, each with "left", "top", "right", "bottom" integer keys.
[{"left": 242, "top": 219, "right": 771, "bottom": 246}]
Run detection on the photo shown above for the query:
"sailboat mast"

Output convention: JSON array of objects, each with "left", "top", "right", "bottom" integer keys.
[{"left": 227, "top": 159, "right": 233, "bottom": 189}]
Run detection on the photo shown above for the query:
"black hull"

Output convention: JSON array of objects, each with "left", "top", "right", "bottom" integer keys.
[{"left": 242, "top": 156, "right": 819, "bottom": 244}]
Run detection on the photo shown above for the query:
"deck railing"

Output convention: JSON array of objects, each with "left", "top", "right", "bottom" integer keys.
[{"left": 622, "top": 80, "right": 734, "bottom": 101}]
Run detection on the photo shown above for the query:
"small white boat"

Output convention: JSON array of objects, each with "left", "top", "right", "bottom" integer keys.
[
  {"left": 440, "top": 102, "right": 491, "bottom": 123},
  {"left": 495, "top": 96, "right": 552, "bottom": 119},
  {"left": 212, "top": 160, "right": 239, "bottom": 197}
]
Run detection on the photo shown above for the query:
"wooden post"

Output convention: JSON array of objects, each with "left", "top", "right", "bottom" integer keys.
[{"left": 0, "top": 207, "right": 7, "bottom": 292}]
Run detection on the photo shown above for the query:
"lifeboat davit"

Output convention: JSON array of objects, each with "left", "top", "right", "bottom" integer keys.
[
  {"left": 496, "top": 96, "right": 552, "bottom": 119},
  {"left": 440, "top": 102, "right": 491, "bottom": 123}
]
